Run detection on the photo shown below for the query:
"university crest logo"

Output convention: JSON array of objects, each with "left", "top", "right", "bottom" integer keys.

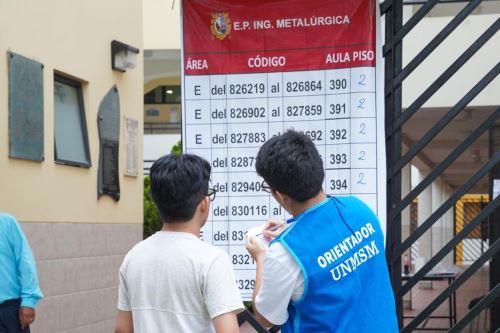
[{"left": 211, "top": 12, "right": 231, "bottom": 40}]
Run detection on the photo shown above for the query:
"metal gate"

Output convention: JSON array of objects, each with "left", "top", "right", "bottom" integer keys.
[
  {"left": 384, "top": 0, "right": 499, "bottom": 332},
  {"left": 237, "top": 0, "right": 500, "bottom": 331}
]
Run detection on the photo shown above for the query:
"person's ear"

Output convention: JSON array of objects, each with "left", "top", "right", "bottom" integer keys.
[
  {"left": 199, "top": 196, "right": 210, "bottom": 213},
  {"left": 273, "top": 190, "right": 287, "bottom": 206}
]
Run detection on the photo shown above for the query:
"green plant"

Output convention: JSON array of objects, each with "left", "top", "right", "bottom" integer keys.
[
  {"left": 171, "top": 140, "right": 182, "bottom": 156},
  {"left": 143, "top": 176, "right": 161, "bottom": 238},
  {"left": 143, "top": 140, "right": 183, "bottom": 238}
]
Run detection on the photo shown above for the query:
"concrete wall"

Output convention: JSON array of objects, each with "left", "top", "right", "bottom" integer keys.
[
  {"left": 22, "top": 222, "right": 141, "bottom": 333},
  {"left": 143, "top": 0, "right": 181, "bottom": 50},
  {"left": 414, "top": 169, "right": 455, "bottom": 270},
  {"left": 0, "top": 1, "right": 144, "bottom": 332},
  {"left": 143, "top": 134, "right": 181, "bottom": 173},
  {"left": 402, "top": 9, "right": 500, "bottom": 108}
]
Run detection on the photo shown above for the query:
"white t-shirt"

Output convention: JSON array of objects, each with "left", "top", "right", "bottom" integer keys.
[
  {"left": 117, "top": 231, "right": 244, "bottom": 333},
  {"left": 255, "top": 241, "right": 305, "bottom": 325}
]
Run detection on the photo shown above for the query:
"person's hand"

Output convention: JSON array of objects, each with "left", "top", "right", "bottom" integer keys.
[
  {"left": 262, "top": 219, "right": 289, "bottom": 240},
  {"left": 19, "top": 307, "right": 35, "bottom": 329},
  {"left": 246, "top": 235, "right": 266, "bottom": 262}
]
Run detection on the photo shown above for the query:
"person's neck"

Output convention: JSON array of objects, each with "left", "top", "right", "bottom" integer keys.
[
  {"left": 289, "top": 191, "right": 328, "bottom": 217},
  {"left": 161, "top": 220, "right": 201, "bottom": 238}
]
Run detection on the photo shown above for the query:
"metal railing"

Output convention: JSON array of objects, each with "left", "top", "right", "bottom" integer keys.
[
  {"left": 383, "top": 0, "right": 499, "bottom": 331},
  {"left": 144, "top": 122, "right": 181, "bottom": 134}
]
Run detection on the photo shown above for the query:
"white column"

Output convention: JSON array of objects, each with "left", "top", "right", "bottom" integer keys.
[
  {"left": 417, "top": 169, "right": 433, "bottom": 288},
  {"left": 431, "top": 179, "right": 443, "bottom": 261},
  {"left": 418, "top": 169, "right": 433, "bottom": 262},
  {"left": 442, "top": 184, "right": 455, "bottom": 266},
  {"left": 401, "top": 153, "right": 412, "bottom": 308}
]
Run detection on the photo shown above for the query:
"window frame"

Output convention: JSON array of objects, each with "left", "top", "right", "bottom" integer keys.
[
  {"left": 53, "top": 74, "right": 92, "bottom": 168},
  {"left": 144, "top": 85, "right": 181, "bottom": 104}
]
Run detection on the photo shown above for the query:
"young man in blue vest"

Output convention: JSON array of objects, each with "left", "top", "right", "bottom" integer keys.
[{"left": 246, "top": 130, "right": 398, "bottom": 332}]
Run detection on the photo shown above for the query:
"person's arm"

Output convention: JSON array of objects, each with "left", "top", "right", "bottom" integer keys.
[
  {"left": 19, "top": 307, "right": 35, "bottom": 329},
  {"left": 212, "top": 311, "right": 240, "bottom": 333},
  {"left": 9, "top": 217, "right": 42, "bottom": 328},
  {"left": 116, "top": 263, "right": 133, "bottom": 333},
  {"left": 115, "top": 310, "right": 133, "bottom": 333},
  {"left": 252, "top": 251, "right": 273, "bottom": 328},
  {"left": 246, "top": 237, "right": 273, "bottom": 328},
  {"left": 246, "top": 219, "right": 291, "bottom": 327},
  {"left": 246, "top": 230, "right": 298, "bottom": 328},
  {"left": 203, "top": 253, "right": 244, "bottom": 333}
]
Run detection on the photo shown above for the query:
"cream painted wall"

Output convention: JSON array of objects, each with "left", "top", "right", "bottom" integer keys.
[
  {"left": 144, "top": 0, "right": 181, "bottom": 50},
  {"left": 0, "top": 0, "right": 144, "bottom": 224},
  {"left": 402, "top": 13, "right": 499, "bottom": 108}
]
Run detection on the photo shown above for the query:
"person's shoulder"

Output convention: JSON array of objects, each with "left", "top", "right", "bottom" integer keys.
[
  {"left": 0, "top": 213, "right": 18, "bottom": 227},
  {"left": 335, "top": 196, "right": 375, "bottom": 215},
  {"left": 196, "top": 240, "right": 230, "bottom": 261},
  {"left": 121, "top": 234, "right": 156, "bottom": 263},
  {"left": 0, "top": 212, "right": 16, "bottom": 221},
  {"left": 267, "top": 241, "right": 296, "bottom": 266},
  {"left": 334, "top": 195, "right": 365, "bottom": 206}
]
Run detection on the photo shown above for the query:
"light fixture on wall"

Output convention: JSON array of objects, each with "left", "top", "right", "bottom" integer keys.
[{"left": 111, "top": 40, "right": 139, "bottom": 72}]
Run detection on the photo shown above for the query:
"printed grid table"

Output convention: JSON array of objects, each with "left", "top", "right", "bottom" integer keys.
[{"left": 182, "top": 0, "right": 382, "bottom": 299}]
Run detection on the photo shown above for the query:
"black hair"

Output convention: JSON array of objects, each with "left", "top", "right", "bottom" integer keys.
[
  {"left": 149, "top": 154, "right": 211, "bottom": 223},
  {"left": 256, "top": 130, "right": 324, "bottom": 202}
]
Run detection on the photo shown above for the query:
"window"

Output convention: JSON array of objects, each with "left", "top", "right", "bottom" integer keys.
[
  {"left": 146, "top": 109, "right": 160, "bottom": 117},
  {"left": 54, "top": 75, "right": 91, "bottom": 167},
  {"left": 144, "top": 85, "right": 181, "bottom": 104}
]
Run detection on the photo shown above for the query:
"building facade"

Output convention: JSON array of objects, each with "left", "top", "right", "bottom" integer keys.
[{"left": 0, "top": 1, "right": 144, "bottom": 332}]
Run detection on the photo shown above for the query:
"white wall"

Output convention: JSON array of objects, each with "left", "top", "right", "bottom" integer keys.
[
  {"left": 143, "top": 0, "right": 180, "bottom": 50},
  {"left": 144, "top": 134, "right": 181, "bottom": 172},
  {"left": 402, "top": 11, "right": 499, "bottom": 108}
]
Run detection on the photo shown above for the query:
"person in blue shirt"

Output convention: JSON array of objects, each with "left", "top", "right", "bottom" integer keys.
[
  {"left": 0, "top": 213, "right": 43, "bottom": 332},
  {"left": 245, "top": 130, "right": 398, "bottom": 333}
]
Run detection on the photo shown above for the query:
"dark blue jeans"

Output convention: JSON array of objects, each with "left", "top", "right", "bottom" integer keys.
[{"left": 0, "top": 299, "right": 30, "bottom": 333}]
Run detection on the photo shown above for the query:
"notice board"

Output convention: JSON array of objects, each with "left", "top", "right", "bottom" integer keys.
[{"left": 181, "top": 0, "right": 384, "bottom": 299}]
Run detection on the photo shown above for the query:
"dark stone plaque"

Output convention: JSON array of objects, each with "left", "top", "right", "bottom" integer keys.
[
  {"left": 97, "top": 86, "right": 120, "bottom": 201},
  {"left": 8, "top": 52, "right": 44, "bottom": 161}
]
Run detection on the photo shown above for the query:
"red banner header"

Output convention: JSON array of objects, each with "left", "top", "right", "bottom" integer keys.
[{"left": 182, "top": 0, "right": 376, "bottom": 75}]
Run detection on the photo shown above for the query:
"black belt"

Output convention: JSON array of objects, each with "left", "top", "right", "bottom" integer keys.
[{"left": 0, "top": 299, "right": 20, "bottom": 309}]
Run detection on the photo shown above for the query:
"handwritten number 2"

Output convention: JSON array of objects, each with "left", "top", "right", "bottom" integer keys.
[
  {"left": 359, "top": 123, "right": 367, "bottom": 135},
  {"left": 357, "top": 98, "right": 366, "bottom": 109},
  {"left": 357, "top": 172, "right": 366, "bottom": 185},
  {"left": 358, "top": 74, "right": 367, "bottom": 86}
]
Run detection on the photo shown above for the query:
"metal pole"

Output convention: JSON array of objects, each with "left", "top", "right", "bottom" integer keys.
[
  {"left": 384, "top": 0, "right": 404, "bottom": 328},
  {"left": 489, "top": 125, "right": 500, "bottom": 331}
]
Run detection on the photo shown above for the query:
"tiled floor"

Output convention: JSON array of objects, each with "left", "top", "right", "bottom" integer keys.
[
  {"left": 239, "top": 265, "right": 491, "bottom": 333},
  {"left": 403, "top": 265, "right": 490, "bottom": 332}
]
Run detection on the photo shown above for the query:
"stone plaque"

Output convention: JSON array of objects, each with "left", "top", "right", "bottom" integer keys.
[
  {"left": 124, "top": 117, "right": 139, "bottom": 177},
  {"left": 8, "top": 52, "right": 44, "bottom": 161},
  {"left": 97, "top": 86, "right": 120, "bottom": 201}
]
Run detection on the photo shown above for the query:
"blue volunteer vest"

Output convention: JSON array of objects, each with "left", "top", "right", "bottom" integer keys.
[{"left": 271, "top": 196, "right": 398, "bottom": 333}]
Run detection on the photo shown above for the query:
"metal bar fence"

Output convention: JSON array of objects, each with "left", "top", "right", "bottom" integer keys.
[{"left": 384, "top": 0, "right": 499, "bottom": 331}]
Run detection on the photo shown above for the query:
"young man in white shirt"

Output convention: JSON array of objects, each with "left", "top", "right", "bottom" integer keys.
[{"left": 115, "top": 154, "right": 244, "bottom": 333}]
